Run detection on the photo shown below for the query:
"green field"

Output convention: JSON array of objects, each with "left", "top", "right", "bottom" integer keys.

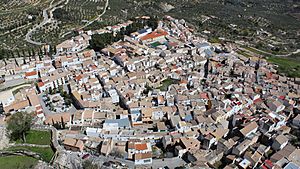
[
  {"left": 241, "top": 46, "right": 300, "bottom": 78},
  {"left": 7, "top": 146, "right": 54, "bottom": 162},
  {"left": 236, "top": 50, "right": 253, "bottom": 58},
  {"left": 0, "top": 156, "right": 38, "bottom": 169},
  {"left": 267, "top": 56, "right": 300, "bottom": 78},
  {"left": 16, "top": 130, "right": 51, "bottom": 145},
  {"left": 243, "top": 47, "right": 272, "bottom": 57},
  {"left": 10, "top": 130, "right": 54, "bottom": 163}
]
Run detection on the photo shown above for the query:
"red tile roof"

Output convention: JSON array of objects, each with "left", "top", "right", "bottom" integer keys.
[
  {"left": 253, "top": 98, "right": 263, "bottom": 104},
  {"left": 200, "top": 93, "right": 209, "bottom": 99},
  {"left": 135, "top": 143, "right": 147, "bottom": 151},
  {"left": 25, "top": 71, "right": 37, "bottom": 77},
  {"left": 83, "top": 51, "right": 91, "bottom": 58},
  {"left": 38, "top": 82, "right": 44, "bottom": 87},
  {"left": 134, "top": 152, "right": 152, "bottom": 160},
  {"left": 140, "top": 30, "right": 168, "bottom": 41},
  {"left": 75, "top": 75, "right": 83, "bottom": 81},
  {"left": 261, "top": 165, "right": 268, "bottom": 169}
]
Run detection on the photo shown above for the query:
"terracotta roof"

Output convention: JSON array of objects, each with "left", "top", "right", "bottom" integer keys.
[
  {"left": 135, "top": 143, "right": 147, "bottom": 151},
  {"left": 44, "top": 112, "right": 70, "bottom": 124},
  {"left": 37, "top": 82, "right": 44, "bottom": 87},
  {"left": 140, "top": 29, "right": 168, "bottom": 41},
  {"left": 83, "top": 51, "right": 91, "bottom": 58},
  {"left": 25, "top": 71, "right": 37, "bottom": 77},
  {"left": 75, "top": 75, "right": 83, "bottom": 81},
  {"left": 135, "top": 152, "right": 152, "bottom": 160}
]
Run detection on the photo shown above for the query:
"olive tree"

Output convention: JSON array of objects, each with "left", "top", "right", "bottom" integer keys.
[{"left": 7, "top": 112, "right": 33, "bottom": 142}]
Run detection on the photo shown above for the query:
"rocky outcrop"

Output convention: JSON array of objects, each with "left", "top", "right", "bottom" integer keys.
[{"left": 0, "top": 127, "right": 9, "bottom": 150}]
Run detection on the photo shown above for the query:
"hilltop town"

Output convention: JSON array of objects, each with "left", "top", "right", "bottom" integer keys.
[{"left": 0, "top": 16, "right": 299, "bottom": 169}]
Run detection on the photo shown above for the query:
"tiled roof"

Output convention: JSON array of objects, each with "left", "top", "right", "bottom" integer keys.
[{"left": 140, "top": 30, "right": 168, "bottom": 41}]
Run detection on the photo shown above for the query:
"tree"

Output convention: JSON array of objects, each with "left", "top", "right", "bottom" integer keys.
[
  {"left": 61, "top": 116, "right": 65, "bottom": 129},
  {"left": 7, "top": 112, "right": 33, "bottom": 142},
  {"left": 23, "top": 56, "right": 27, "bottom": 64},
  {"left": 16, "top": 50, "right": 21, "bottom": 58},
  {"left": 10, "top": 51, "right": 14, "bottom": 58},
  {"left": 43, "top": 46, "right": 47, "bottom": 55},
  {"left": 53, "top": 46, "right": 57, "bottom": 55},
  {"left": 27, "top": 48, "right": 32, "bottom": 57},
  {"left": 22, "top": 49, "right": 26, "bottom": 57},
  {"left": 49, "top": 45, "right": 53, "bottom": 58},
  {"left": 109, "top": 147, "right": 124, "bottom": 158},
  {"left": 31, "top": 48, "right": 36, "bottom": 57},
  {"left": 82, "top": 160, "right": 98, "bottom": 169}
]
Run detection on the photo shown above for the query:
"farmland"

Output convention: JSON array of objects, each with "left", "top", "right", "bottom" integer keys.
[{"left": 0, "top": 0, "right": 107, "bottom": 57}]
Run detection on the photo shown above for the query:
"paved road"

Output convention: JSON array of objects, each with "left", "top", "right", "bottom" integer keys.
[
  {"left": 38, "top": 94, "right": 51, "bottom": 115},
  {"left": 25, "top": 0, "right": 66, "bottom": 45}
]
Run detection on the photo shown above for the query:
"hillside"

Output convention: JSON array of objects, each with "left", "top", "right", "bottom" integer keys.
[
  {"left": 0, "top": 0, "right": 299, "bottom": 61},
  {"left": 102, "top": 0, "right": 300, "bottom": 54}
]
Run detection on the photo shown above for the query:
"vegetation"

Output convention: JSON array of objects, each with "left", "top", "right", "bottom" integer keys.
[
  {"left": 143, "top": 84, "right": 154, "bottom": 94},
  {"left": 0, "top": 0, "right": 50, "bottom": 51},
  {"left": 240, "top": 46, "right": 300, "bottom": 78},
  {"left": 15, "top": 130, "right": 51, "bottom": 145},
  {"left": 7, "top": 146, "right": 54, "bottom": 162},
  {"left": 266, "top": 56, "right": 300, "bottom": 78},
  {"left": 208, "top": 37, "right": 222, "bottom": 44},
  {"left": 6, "top": 129, "right": 53, "bottom": 163},
  {"left": 0, "top": 0, "right": 106, "bottom": 54},
  {"left": 109, "top": 147, "right": 124, "bottom": 158},
  {"left": 53, "top": 0, "right": 105, "bottom": 24},
  {"left": 7, "top": 112, "right": 33, "bottom": 142},
  {"left": 83, "top": 20, "right": 113, "bottom": 31},
  {"left": 60, "top": 90, "right": 72, "bottom": 106},
  {"left": 102, "top": 0, "right": 300, "bottom": 61},
  {"left": 243, "top": 46, "right": 272, "bottom": 57},
  {"left": 158, "top": 78, "right": 179, "bottom": 91},
  {"left": 83, "top": 160, "right": 98, "bottom": 169},
  {"left": 90, "top": 17, "right": 158, "bottom": 51},
  {"left": 236, "top": 50, "right": 252, "bottom": 58},
  {"left": 0, "top": 156, "right": 38, "bottom": 169}
]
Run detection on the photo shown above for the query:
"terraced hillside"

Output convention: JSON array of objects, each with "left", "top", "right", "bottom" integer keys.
[
  {"left": 0, "top": 0, "right": 107, "bottom": 57},
  {"left": 0, "top": 0, "right": 51, "bottom": 51},
  {"left": 0, "top": 0, "right": 299, "bottom": 62},
  {"left": 31, "top": 0, "right": 107, "bottom": 45},
  {"left": 103, "top": 0, "right": 300, "bottom": 54}
]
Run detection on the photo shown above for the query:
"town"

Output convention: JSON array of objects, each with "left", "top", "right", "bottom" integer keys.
[{"left": 0, "top": 15, "right": 299, "bottom": 169}]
